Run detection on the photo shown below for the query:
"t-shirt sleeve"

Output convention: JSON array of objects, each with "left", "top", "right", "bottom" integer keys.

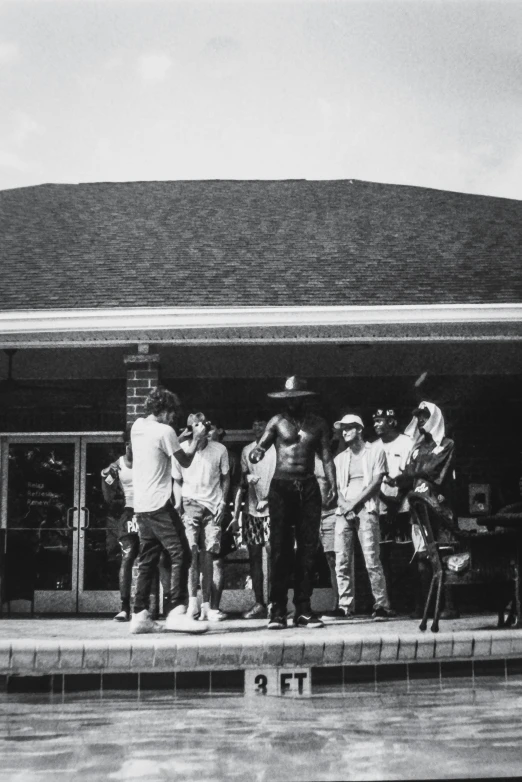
[
  {"left": 372, "top": 443, "right": 387, "bottom": 477},
  {"left": 161, "top": 426, "right": 181, "bottom": 457},
  {"left": 241, "top": 446, "right": 249, "bottom": 474}
]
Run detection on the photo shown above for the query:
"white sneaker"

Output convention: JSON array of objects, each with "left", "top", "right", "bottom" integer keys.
[
  {"left": 207, "top": 608, "right": 227, "bottom": 622},
  {"left": 186, "top": 604, "right": 200, "bottom": 620},
  {"left": 129, "top": 609, "right": 159, "bottom": 634},
  {"left": 165, "top": 608, "right": 209, "bottom": 634}
]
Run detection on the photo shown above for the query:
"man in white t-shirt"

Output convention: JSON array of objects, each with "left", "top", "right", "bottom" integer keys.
[
  {"left": 172, "top": 412, "right": 230, "bottom": 622},
  {"left": 130, "top": 387, "right": 209, "bottom": 635},
  {"left": 373, "top": 408, "right": 414, "bottom": 608},
  {"left": 232, "top": 417, "right": 276, "bottom": 620},
  {"left": 334, "top": 413, "right": 393, "bottom": 621}
]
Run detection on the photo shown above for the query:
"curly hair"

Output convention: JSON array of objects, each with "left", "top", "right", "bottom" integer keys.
[{"left": 144, "top": 386, "right": 182, "bottom": 416}]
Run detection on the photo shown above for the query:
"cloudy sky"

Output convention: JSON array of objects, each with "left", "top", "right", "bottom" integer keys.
[{"left": 0, "top": 0, "right": 521, "bottom": 199}]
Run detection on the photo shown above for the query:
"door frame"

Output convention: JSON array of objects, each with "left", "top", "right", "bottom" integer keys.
[
  {"left": 78, "top": 433, "right": 123, "bottom": 613},
  {"left": 0, "top": 432, "right": 122, "bottom": 614}
]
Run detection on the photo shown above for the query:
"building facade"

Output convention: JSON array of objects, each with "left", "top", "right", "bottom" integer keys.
[{"left": 1, "top": 179, "right": 521, "bottom": 614}]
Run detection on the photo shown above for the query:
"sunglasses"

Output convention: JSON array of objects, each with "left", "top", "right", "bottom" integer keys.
[{"left": 373, "top": 409, "right": 396, "bottom": 418}]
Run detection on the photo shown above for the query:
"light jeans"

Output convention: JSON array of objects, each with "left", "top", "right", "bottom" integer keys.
[{"left": 334, "top": 509, "right": 390, "bottom": 611}]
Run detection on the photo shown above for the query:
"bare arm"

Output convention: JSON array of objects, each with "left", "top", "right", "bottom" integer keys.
[
  {"left": 172, "top": 478, "right": 183, "bottom": 514},
  {"left": 318, "top": 420, "right": 337, "bottom": 506},
  {"left": 348, "top": 473, "right": 385, "bottom": 514},
  {"left": 216, "top": 471, "right": 230, "bottom": 523},
  {"left": 249, "top": 416, "right": 280, "bottom": 464}
]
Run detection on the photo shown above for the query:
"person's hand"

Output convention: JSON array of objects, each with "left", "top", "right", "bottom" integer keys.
[
  {"left": 216, "top": 502, "right": 227, "bottom": 524},
  {"left": 337, "top": 497, "right": 353, "bottom": 515},
  {"left": 227, "top": 516, "right": 240, "bottom": 534},
  {"left": 325, "top": 486, "right": 337, "bottom": 508},
  {"left": 246, "top": 474, "right": 260, "bottom": 485},
  {"left": 383, "top": 475, "right": 397, "bottom": 487},
  {"left": 249, "top": 447, "right": 265, "bottom": 464},
  {"left": 192, "top": 421, "right": 208, "bottom": 442}
]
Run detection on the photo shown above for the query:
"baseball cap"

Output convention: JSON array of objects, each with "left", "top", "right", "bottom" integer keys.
[
  {"left": 333, "top": 414, "right": 364, "bottom": 430},
  {"left": 373, "top": 408, "right": 397, "bottom": 421}
]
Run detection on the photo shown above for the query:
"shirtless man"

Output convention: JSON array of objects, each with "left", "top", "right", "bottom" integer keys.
[{"left": 249, "top": 376, "right": 337, "bottom": 629}]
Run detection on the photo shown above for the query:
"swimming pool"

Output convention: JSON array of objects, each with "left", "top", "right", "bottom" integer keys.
[{"left": 0, "top": 674, "right": 521, "bottom": 781}]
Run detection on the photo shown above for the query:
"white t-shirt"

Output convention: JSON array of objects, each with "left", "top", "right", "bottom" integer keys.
[
  {"left": 118, "top": 456, "right": 134, "bottom": 508},
  {"left": 131, "top": 417, "right": 181, "bottom": 513},
  {"left": 241, "top": 441, "right": 276, "bottom": 517},
  {"left": 171, "top": 440, "right": 229, "bottom": 515},
  {"left": 378, "top": 433, "right": 414, "bottom": 514}
]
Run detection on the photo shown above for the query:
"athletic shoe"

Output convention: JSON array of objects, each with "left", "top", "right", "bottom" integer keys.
[
  {"left": 114, "top": 609, "right": 130, "bottom": 622},
  {"left": 206, "top": 608, "right": 228, "bottom": 622},
  {"left": 293, "top": 613, "right": 325, "bottom": 628},
  {"left": 130, "top": 609, "right": 160, "bottom": 634},
  {"left": 372, "top": 607, "right": 396, "bottom": 622},
  {"left": 267, "top": 613, "right": 287, "bottom": 630},
  {"left": 242, "top": 603, "right": 268, "bottom": 620},
  {"left": 186, "top": 604, "right": 200, "bottom": 620},
  {"left": 165, "top": 608, "right": 209, "bottom": 634}
]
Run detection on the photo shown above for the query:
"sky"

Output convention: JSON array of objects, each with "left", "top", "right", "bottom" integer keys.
[{"left": 0, "top": 0, "right": 521, "bottom": 199}]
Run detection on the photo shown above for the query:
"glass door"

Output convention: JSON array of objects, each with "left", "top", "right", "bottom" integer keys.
[
  {"left": 1, "top": 436, "right": 80, "bottom": 613},
  {"left": 77, "top": 436, "right": 123, "bottom": 613}
]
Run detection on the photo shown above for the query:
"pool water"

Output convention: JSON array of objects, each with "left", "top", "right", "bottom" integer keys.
[{"left": 0, "top": 680, "right": 521, "bottom": 781}]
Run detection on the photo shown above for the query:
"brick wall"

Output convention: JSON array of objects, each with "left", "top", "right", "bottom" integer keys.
[{"left": 124, "top": 352, "right": 160, "bottom": 426}]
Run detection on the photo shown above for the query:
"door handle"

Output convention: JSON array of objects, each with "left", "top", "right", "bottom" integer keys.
[
  {"left": 66, "top": 506, "right": 78, "bottom": 530},
  {"left": 80, "top": 506, "right": 90, "bottom": 530}
]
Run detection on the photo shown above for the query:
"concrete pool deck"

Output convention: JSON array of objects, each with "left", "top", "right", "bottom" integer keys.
[{"left": 0, "top": 613, "right": 521, "bottom": 677}]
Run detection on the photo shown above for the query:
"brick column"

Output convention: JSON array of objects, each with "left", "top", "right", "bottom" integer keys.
[{"left": 124, "top": 346, "right": 160, "bottom": 426}]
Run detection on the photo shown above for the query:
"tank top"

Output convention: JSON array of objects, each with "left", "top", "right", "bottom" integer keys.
[{"left": 118, "top": 456, "right": 134, "bottom": 508}]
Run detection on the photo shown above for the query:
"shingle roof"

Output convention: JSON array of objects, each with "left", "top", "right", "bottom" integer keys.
[{"left": 1, "top": 179, "right": 521, "bottom": 310}]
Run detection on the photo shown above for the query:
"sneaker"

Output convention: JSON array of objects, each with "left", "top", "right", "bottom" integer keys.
[
  {"left": 165, "top": 609, "right": 209, "bottom": 634},
  {"left": 372, "top": 607, "right": 396, "bottom": 622},
  {"left": 186, "top": 604, "right": 200, "bottom": 620},
  {"left": 242, "top": 603, "right": 268, "bottom": 620},
  {"left": 130, "top": 609, "right": 160, "bottom": 634},
  {"left": 293, "top": 613, "right": 325, "bottom": 628},
  {"left": 206, "top": 608, "right": 227, "bottom": 622},
  {"left": 113, "top": 609, "right": 130, "bottom": 622},
  {"left": 267, "top": 613, "right": 287, "bottom": 630}
]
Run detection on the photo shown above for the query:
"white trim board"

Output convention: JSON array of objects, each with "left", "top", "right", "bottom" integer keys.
[{"left": 1, "top": 303, "right": 522, "bottom": 335}]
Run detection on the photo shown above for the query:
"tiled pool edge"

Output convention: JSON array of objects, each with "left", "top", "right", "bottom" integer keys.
[{"left": 1, "top": 629, "right": 521, "bottom": 676}]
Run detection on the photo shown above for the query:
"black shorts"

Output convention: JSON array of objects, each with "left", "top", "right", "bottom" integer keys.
[{"left": 118, "top": 507, "right": 139, "bottom": 541}]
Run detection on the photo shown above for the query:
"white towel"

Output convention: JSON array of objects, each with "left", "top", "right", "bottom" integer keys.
[{"left": 404, "top": 401, "right": 445, "bottom": 447}]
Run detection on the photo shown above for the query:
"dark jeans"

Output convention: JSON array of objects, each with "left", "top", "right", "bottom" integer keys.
[
  {"left": 134, "top": 500, "right": 191, "bottom": 614},
  {"left": 119, "top": 533, "right": 140, "bottom": 603},
  {"left": 268, "top": 476, "right": 322, "bottom": 616}
]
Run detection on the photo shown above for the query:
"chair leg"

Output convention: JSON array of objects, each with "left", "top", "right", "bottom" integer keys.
[
  {"left": 431, "top": 573, "right": 444, "bottom": 633},
  {"left": 419, "top": 573, "right": 437, "bottom": 632}
]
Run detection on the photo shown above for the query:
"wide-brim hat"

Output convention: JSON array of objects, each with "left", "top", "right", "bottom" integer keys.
[{"left": 267, "top": 376, "right": 318, "bottom": 399}]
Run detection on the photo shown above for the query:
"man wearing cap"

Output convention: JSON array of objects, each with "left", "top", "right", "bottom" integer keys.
[
  {"left": 333, "top": 413, "right": 394, "bottom": 620},
  {"left": 373, "top": 409, "right": 414, "bottom": 603},
  {"left": 249, "top": 376, "right": 337, "bottom": 629},
  {"left": 172, "top": 412, "right": 230, "bottom": 622}
]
